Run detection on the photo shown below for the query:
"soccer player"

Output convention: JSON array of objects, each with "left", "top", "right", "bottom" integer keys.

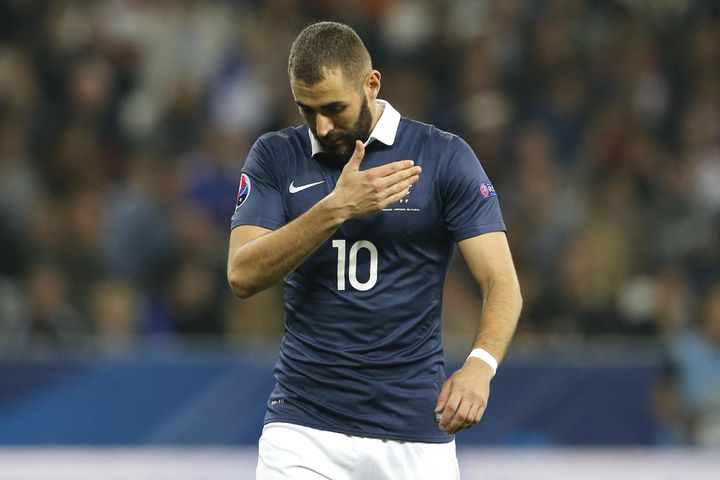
[{"left": 227, "top": 21, "right": 522, "bottom": 480}]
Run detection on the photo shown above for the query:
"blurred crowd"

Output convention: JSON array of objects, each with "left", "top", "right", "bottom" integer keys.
[{"left": 0, "top": 0, "right": 719, "bottom": 444}]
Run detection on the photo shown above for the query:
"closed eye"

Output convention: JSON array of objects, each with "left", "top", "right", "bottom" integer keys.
[
  {"left": 296, "top": 102, "right": 346, "bottom": 115},
  {"left": 326, "top": 105, "right": 345, "bottom": 114}
]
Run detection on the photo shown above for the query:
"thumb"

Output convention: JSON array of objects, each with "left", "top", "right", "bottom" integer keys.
[{"left": 345, "top": 140, "right": 365, "bottom": 170}]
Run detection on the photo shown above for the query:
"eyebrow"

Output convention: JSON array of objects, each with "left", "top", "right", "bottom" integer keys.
[{"left": 295, "top": 100, "right": 346, "bottom": 110}]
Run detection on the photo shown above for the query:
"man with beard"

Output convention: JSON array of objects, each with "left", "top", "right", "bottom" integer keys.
[{"left": 227, "top": 21, "right": 522, "bottom": 480}]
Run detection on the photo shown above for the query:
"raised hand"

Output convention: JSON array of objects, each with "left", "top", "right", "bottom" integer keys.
[{"left": 328, "top": 140, "right": 422, "bottom": 219}]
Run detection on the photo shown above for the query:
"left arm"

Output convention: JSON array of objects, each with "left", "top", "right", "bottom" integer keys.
[{"left": 435, "top": 231, "right": 522, "bottom": 434}]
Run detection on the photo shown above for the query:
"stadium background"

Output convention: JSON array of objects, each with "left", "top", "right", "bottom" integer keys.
[{"left": 0, "top": 0, "right": 719, "bottom": 478}]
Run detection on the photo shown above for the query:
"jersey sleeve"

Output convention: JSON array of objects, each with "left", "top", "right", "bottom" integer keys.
[
  {"left": 230, "top": 137, "right": 286, "bottom": 230},
  {"left": 441, "top": 136, "right": 506, "bottom": 242}
]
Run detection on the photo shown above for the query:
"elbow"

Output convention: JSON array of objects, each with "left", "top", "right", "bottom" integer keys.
[
  {"left": 517, "top": 289, "right": 524, "bottom": 314},
  {"left": 227, "top": 269, "right": 257, "bottom": 299},
  {"left": 514, "top": 278, "right": 524, "bottom": 313},
  {"left": 512, "top": 275, "right": 523, "bottom": 305},
  {"left": 230, "top": 285, "right": 254, "bottom": 300},
  {"left": 494, "top": 273, "right": 523, "bottom": 313}
]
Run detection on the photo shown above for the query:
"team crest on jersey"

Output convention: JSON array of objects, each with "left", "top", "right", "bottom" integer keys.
[
  {"left": 382, "top": 183, "right": 420, "bottom": 212},
  {"left": 235, "top": 173, "right": 251, "bottom": 209},
  {"left": 479, "top": 181, "right": 497, "bottom": 199}
]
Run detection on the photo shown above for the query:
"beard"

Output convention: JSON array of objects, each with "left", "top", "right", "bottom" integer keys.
[{"left": 316, "top": 96, "right": 373, "bottom": 161}]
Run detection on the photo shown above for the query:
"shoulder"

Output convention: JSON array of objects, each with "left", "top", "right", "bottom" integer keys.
[
  {"left": 399, "top": 120, "right": 487, "bottom": 185},
  {"left": 255, "top": 125, "right": 309, "bottom": 156},
  {"left": 247, "top": 125, "right": 309, "bottom": 173},
  {"left": 398, "top": 118, "right": 467, "bottom": 153},
  {"left": 244, "top": 126, "right": 308, "bottom": 184}
]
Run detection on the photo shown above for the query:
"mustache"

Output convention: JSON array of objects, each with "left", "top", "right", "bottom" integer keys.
[{"left": 319, "top": 134, "right": 347, "bottom": 143}]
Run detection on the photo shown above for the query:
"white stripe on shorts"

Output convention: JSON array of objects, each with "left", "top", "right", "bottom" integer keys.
[{"left": 256, "top": 422, "right": 459, "bottom": 480}]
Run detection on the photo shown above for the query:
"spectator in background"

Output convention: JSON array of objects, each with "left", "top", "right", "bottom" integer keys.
[
  {"left": 89, "top": 277, "right": 140, "bottom": 351},
  {"left": 167, "top": 259, "right": 225, "bottom": 336},
  {"left": 0, "top": 118, "right": 42, "bottom": 245},
  {"left": 666, "top": 283, "right": 720, "bottom": 446},
  {"left": 651, "top": 361, "right": 689, "bottom": 445},
  {"left": 101, "top": 152, "right": 176, "bottom": 287},
  {"left": 22, "top": 262, "right": 88, "bottom": 348}
]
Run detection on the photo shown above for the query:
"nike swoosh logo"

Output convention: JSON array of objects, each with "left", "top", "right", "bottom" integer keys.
[{"left": 289, "top": 180, "right": 324, "bottom": 193}]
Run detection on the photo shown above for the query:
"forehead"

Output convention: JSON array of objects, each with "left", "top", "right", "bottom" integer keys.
[{"left": 291, "top": 69, "right": 358, "bottom": 106}]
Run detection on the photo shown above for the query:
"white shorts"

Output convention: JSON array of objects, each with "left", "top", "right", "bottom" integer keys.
[{"left": 256, "top": 422, "right": 459, "bottom": 480}]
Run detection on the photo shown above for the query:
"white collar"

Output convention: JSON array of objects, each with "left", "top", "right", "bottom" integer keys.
[{"left": 309, "top": 100, "right": 401, "bottom": 156}]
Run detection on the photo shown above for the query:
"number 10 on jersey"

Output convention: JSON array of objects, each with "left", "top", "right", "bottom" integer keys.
[{"left": 331, "top": 240, "right": 378, "bottom": 291}]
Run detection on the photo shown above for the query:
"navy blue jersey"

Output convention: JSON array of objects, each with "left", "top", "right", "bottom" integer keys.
[{"left": 230, "top": 102, "right": 505, "bottom": 442}]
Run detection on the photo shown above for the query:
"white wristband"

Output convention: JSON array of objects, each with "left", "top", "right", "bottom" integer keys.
[{"left": 467, "top": 348, "right": 498, "bottom": 375}]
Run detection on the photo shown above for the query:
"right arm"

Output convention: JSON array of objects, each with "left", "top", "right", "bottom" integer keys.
[{"left": 227, "top": 141, "right": 421, "bottom": 298}]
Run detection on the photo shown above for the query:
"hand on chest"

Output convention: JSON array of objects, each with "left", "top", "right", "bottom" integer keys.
[{"left": 284, "top": 153, "right": 437, "bottom": 239}]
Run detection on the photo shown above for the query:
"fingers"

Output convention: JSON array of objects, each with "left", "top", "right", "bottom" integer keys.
[
  {"left": 439, "top": 392, "right": 471, "bottom": 435},
  {"left": 436, "top": 380, "right": 488, "bottom": 435},
  {"left": 379, "top": 180, "right": 417, "bottom": 209},
  {"left": 382, "top": 165, "right": 422, "bottom": 188},
  {"left": 471, "top": 401, "right": 487, "bottom": 424},
  {"left": 435, "top": 379, "right": 452, "bottom": 415},
  {"left": 369, "top": 164, "right": 421, "bottom": 206},
  {"left": 371, "top": 159, "right": 417, "bottom": 178},
  {"left": 440, "top": 397, "right": 484, "bottom": 435},
  {"left": 359, "top": 161, "right": 420, "bottom": 210},
  {"left": 335, "top": 152, "right": 420, "bottom": 217}
]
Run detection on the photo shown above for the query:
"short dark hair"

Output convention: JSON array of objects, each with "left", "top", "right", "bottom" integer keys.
[{"left": 288, "top": 21, "right": 371, "bottom": 86}]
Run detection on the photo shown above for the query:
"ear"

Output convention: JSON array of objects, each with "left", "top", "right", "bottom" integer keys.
[{"left": 365, "top": 70, "right": 381, "bottom": 101}]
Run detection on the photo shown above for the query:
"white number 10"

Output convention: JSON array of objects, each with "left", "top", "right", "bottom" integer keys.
[{"left": 332, "top": 240, "right": 378, "bottom": 291}]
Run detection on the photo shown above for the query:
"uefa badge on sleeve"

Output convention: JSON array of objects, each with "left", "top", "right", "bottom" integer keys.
[
  {"left": 235, "top": 173, "right": 252, "bottom": 210},
  {"left": 479, "top": 181, "right": 496, "bottom": 199}
]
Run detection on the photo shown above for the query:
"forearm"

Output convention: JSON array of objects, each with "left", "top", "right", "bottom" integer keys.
[
  {"left": 470, "top": 275, "right": 522, "bottom": 364},
  {"left": 228, "top": 195, "right": 347, "bottom": 298},
  {"left": 435, "top": 275, "right": 520, "bottom": 434}
]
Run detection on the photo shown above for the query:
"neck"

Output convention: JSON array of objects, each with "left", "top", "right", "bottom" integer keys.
[{"left": 368, "top": 99, "right": 384, "bottom": 136}]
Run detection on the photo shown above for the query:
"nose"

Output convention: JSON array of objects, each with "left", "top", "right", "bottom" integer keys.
[{"left": 315, "top": 114, "right": 333, "bottom": 138}]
